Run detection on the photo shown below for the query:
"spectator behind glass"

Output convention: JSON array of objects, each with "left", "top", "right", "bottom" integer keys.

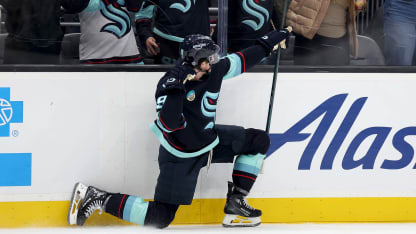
[
  {"left": 0, "top": 0, "right": 64, "bottom": 64},
  {"left": 274, "top": 0, "right": 292, "bottom": 28},
  {"left": 63, "top": 0, "right": 144, "bottom": 64},
  {"left": 135, "top": 0, "right": 210, "bottom": 64},
  {"left": 286, "top": 0, "right": 365, "bottom": 66},
  {"left": 212, "top": 0, "right": 274, "bottom": 53},
  {"left": 384, "top": 0, "right": 416, "bottom": 66}
]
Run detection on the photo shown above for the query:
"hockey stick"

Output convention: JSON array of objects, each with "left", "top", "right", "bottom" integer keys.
[
  {"left": 260, "top": 0, "right": 291, "bottom": 175},
  {"left": 265, "top": 0, "right": 291, "bottom": 137}
]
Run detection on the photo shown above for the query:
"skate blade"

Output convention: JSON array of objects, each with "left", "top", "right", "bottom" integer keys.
[
  {"left": 222, "top": 215, "right": 261, "bottom": 227},
  {"left": 67, "top": 182, "right": 88, "bottom": 225}
]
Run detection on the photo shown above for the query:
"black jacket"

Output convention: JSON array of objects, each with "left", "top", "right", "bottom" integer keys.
[
  {"left": 136, "top": 0, "right": 210, "bottom": 43},
  {"left": 0, "top": 0, "right": 88, "bottom": 46},
  {"left": 213, "top": 0, "right": 274, "bottom": 52},
  {"left": 1, "top": 0, "right": 63, "bottom": 46}
]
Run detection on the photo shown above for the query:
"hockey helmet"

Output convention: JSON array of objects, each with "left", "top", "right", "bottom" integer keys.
[{"left": 180, "top": 34, "right": 220, "bottom": 66}]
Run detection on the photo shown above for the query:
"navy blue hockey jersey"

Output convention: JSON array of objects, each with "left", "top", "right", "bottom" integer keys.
[
  {"left": 214, "top": 0, "right": 274, "bottom": 52},
  {"left": 135, "top": 0, "right": 210, "bottom": 43},
  {"left": 150, "top": 45, "right": 269, "bottom": 158}
]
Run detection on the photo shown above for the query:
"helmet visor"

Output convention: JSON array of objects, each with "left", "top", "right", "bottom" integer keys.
[{"left": 207, "top": 45, "right": 220, "bottom": 64}]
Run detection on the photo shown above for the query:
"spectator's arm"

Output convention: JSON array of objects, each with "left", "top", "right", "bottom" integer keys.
[
  {"left": 355, "top": 0, "right": 367, "bottom": 13},
  {"left": 135, "top": 1, "right": 156, "bottom": 44}
]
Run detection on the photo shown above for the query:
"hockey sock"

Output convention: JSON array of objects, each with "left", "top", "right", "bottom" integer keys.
[
  {"left": 105, "top": 194, "right": 149, "bottom": 225},
  {"left": 232, "top": 153, "right": 265, "bottom": 195}
]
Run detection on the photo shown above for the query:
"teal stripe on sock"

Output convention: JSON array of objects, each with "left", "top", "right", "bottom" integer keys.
[
  {"left": 122, "top": 196, "right": 149, "bottom": 225},
  {"left": 235, "top": 153, "right": 265, "bottom": 170},
  {"left": 122, "top": 196, "right": 133, "bottom": 222},
  {"left": 234, "top": 162, "right": 260, "bottom": 175}
]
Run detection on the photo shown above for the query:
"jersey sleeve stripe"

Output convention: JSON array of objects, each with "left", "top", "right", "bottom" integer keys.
[
  {"left": 135, "top": 4, "right": 155, "bottom": 20},
  {"left": 156, "top": 119, "right": 173, "bottom": 133},
  {"left": 236, "top": 51, "right": 246, "bottom": 72},
  {"left": 157, "top": 112, "right": 186, "bottom": 132},
  {"left": 162, "top": 131, "right": 184, "bottom": 150},
  {"left": 222, "top": 53, "right": 243, "bottom": 80}
]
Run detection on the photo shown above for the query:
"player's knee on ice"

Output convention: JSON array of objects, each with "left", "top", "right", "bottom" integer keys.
[
  {"left": 241, "top": 128, "right": 270, "bottom": 155},
  {"left": 145, "top": 201, "right": 179, "bottom": 229}
]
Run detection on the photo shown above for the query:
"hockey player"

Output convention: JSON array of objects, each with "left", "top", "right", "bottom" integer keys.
[
  {"left": 63, "top": 0, "right": 144, "bottom": 64},
  {"left": 68, "top": 27, "right": 291, "bottom": 228},
  {"left": 135, "top": 0, "right": 210, "bottom": 64}
]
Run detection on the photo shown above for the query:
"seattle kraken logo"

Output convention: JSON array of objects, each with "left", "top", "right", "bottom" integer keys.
[
  {"left": 201, "top": 91, "right": 219, "bottom": 130},
  {"left": 170, "top": 0, "right": 196, "bottom": 13},
  {"left": 100, "top": 0, "right": 131, "bottom": 38},
  {"left": 242, "top": 0, "right": 269, "bottom": 31}
]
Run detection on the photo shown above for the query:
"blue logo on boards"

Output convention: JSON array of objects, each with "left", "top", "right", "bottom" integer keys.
[
  {"left": 0, "top": 153, "right": 32, "bottom": 186},
  {"left": 0, "top": 87, "right": 31, "bottom": 186},
  {"left": 0, "top": 87, "right": 23, "bottom": 137},
  {"left": 266, "top": 94, "right": 416, "bottom": 170}
]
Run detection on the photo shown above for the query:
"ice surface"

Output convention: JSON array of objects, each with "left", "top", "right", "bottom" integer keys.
[{"left": 1, "top": 223, "right": 416, "bottom": 234}]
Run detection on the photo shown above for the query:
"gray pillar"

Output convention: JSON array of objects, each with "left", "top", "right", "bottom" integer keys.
[{"left": 217, "top": 0, "right": 228, "bottom": 56}]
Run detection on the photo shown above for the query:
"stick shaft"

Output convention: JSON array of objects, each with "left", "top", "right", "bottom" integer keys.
[{"left": 265, "top": 0, "right": 291, "bottom": 134}]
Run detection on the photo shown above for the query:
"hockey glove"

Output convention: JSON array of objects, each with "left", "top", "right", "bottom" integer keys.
[
  {"left": 161, "top": 76, "right": 185, "bottom": 92},
  {"left": 162, "top": 63, "right": 196, "bottom": 92},
  {"left": 257, "top": 26, "right": 293, "bottom": 53}
]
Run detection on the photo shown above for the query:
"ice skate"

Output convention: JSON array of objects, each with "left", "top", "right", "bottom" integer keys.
[
  {"left": 222, "top": 182, "right": 261, "bottom": 227},
  {"left": 67, "top": 182, "right": 109, "bottom": 226}
]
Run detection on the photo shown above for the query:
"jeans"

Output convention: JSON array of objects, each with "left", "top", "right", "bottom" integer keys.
[{"left": 384, "top": 20, "right": 416, "bottom": 66}]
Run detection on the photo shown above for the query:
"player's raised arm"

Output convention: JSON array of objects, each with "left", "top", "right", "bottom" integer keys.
[{"left": 222, "top": 27, "right": 292, "bottom": 80}]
